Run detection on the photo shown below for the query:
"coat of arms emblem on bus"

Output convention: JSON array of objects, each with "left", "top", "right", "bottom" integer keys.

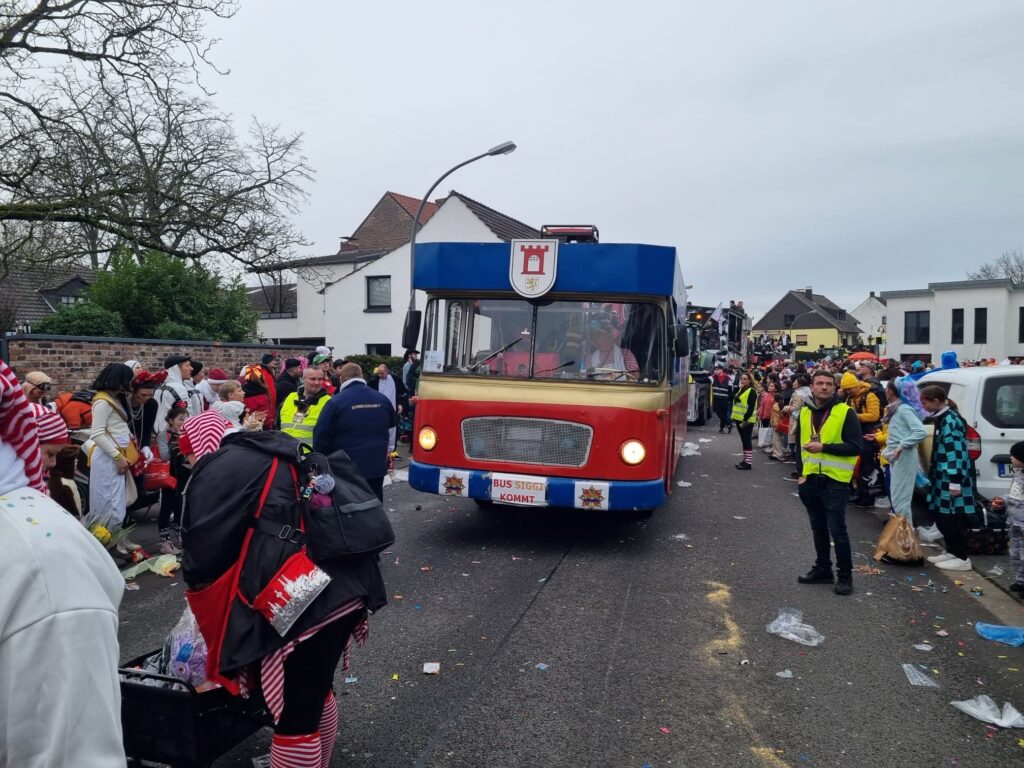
[
  {"left": 509, "top": 239, "right": 558, "bottom": 298},
  {"left": 578, "top": 485, "right": 606, "bottom": 509},
  {"left": 440, "top": 471, "right": 469, "bottom": 496}
]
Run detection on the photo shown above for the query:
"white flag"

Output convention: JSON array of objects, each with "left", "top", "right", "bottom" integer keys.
[{"left": 709, "top": 302, "right": 724, "bottom": 324}]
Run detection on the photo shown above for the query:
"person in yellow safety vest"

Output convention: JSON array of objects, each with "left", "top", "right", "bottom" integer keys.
[
  {"left": 796, "top": 369, "right": 863, "bottom": 596},
  {"left": 277, "top": 366, "right": 331, "bottom": 445},
  {"left": 731, "top": 372, "right": 758, "bottom": 469}
]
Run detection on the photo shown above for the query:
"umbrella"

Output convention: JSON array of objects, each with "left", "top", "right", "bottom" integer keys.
[{"left": 849, "top": 351, "right": 878, "bottom": 361}]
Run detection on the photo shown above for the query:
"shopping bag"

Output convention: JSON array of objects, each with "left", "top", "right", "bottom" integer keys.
[
  {"left": 758, "top": 427, "right": 773, "bottom": 448},
  {"left": 873, "top": 514, "right": 924, "bottom": 564},
  {"left": 144, "top": 460, "right": 178, "bottom": 491}
]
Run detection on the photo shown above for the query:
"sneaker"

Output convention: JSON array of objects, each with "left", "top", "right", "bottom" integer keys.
[
  {"left": 935, "top": 557, "right": 973, "bottom": 571},
  {"left": 783, "top": 458, "right": 797, "bottom": 464},
  {"left": 768, "top": 455, "right": 780, "bottom": 461},
  {"left": 789, "top": 471, "right": 801, "bottom": 479},
  {"left": 873, "top": 498, "right": 891, "bottom": 509},
  {"left": 157, "top": 539, "right": 182, "bottom": 555},
  {"left": 927, "top": 552, "right": 955, "bottom": 564},
  {"left": 783, "top": 476, "right": 799, "bottom": 482},
  {"left": 735, "top": 462, "right": 752, "bottom": 470},
  {"left": 1009, "top": 583, "right": 1024, "bottom": 593},
  {"left": 798, "top": 568, "right": 834, "bottom": 584},
  {"left": 834, "top": 577, "right": 853, "bottom": 596}
]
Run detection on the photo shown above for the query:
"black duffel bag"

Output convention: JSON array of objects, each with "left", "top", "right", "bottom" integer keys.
[{"left": 960, "top": 500, "right": 1009, "bottom": 556}]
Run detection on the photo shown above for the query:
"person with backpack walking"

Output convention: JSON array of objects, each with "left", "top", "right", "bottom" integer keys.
[
  {"left": 732, "top": 372, "right": 757, "bottom": 470},
  {"left": 181, "top": 430, "right": 387, "bottom": 768}
]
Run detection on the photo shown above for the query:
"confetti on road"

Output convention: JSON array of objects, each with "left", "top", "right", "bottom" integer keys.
[
  {"left": 671, "top": 533, "right": 690, "bottom": 541},
  {"left": 659, "top": 726, "right": 671, "bottom": 735},
  {"left": 776, "top": 669, "right": 794, "bottom": 678},
  {"left": 423, "top": 663, "right": 441, "bottom": 675},
  {"left": 676, "top": 481, "right": 692, "bottom": 487},
  {"left": 535, "top": 663, "right": 549, "bottom": 671},
  {"left": 913, "top": 643, "right": 934, "bottom": 651}
]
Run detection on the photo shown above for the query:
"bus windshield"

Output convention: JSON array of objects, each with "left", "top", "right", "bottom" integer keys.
[{"left": 422, "top": 298, "right": 666, "bottom": 384}]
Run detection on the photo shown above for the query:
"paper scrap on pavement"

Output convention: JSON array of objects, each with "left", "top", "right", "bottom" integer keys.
[
  {"left": 682, "top": 443, "right": 701, "bottom": 456},
  {"left": 423, "top": 662, "right": 441, "bottom": 674},
  {"left": 913, "top": 643, "right": 934, "bottom": 652},
  {"left": 676, "top": 481, "right": 692, "bottom": 487},
  {"left": 776, "top": 670, "right": 794, "bottom": 678}
]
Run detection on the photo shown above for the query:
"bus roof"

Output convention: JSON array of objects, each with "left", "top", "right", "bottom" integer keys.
[{"left": 414, "top": 241, "right": 681, "bottom": 299}]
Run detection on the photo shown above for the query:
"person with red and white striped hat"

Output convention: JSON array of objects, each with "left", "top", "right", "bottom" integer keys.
[{"left": 0, "top": 359, "right": 126, "bottom": 767}]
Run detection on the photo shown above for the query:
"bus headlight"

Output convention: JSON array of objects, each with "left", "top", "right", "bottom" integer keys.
[
  {"left": 418, "top": 426, "right": 437, "bottom": 451},
  {"left": 620, "top": 439, "right": 646, "bottom": 465}
]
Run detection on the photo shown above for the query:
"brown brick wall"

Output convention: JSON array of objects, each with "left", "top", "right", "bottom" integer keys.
[{"left": 3, "top": 335, "right": 309, "bottom": 393}]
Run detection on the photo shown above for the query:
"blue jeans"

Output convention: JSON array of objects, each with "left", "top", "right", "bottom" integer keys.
[{"left": 798, "top": 475, "right": 852, "bottom": 578}]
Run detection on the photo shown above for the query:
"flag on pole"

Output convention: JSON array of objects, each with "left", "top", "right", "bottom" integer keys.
[{"left": 708, "top": 302, "right": 724, "bottom": 325}]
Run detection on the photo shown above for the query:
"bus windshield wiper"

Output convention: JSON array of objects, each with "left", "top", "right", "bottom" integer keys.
[
  {"left": 469, "top": 337, "right": 521, "bottom": 371},
  {"left": 535, "top": 360, "right": 575, "bottom": 376}
]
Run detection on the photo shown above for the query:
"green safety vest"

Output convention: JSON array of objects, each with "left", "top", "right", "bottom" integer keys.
[
  {"left": 731, "top": 387, "right": 756, "bottom": 424},
  {"left": 799, "top": 402, "right": 858, "bottom": 483},
  {"left": 279, "top": 391, "right": 329, "bottom": 445}
]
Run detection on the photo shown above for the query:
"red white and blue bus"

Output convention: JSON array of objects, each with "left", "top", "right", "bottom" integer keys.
[{"left": 407, "top": 237, "right": 689, "bottom": 512}]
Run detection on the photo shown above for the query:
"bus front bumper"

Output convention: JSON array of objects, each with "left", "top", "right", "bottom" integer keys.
[{"left": 408, "top": 461, "right": 666, "bottom": 511}]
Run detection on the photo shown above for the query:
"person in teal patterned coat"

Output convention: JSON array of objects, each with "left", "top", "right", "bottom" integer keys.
[{"left": 920, "top": 384, "right": 976, "bottom": 571}]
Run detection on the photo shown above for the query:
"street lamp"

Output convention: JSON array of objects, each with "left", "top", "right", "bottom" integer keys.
[{"left": 401, "top": 140, "right": 517, "bottom": 349}]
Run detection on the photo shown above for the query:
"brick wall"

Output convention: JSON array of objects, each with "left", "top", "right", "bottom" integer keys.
[{"left": 2, "top": 335, "right": 309, "bottom": 393}]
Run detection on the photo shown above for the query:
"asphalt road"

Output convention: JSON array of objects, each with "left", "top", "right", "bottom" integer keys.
[{"left": 119, "top": 426, "right": 1024, "bottom": 767}]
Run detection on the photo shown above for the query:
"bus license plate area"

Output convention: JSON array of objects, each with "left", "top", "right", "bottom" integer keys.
[
  {"left": 490, "top": 472, "right": 548, "bottom": 506},
  {"left": 999, "top": 463, "right": 1008, "bottom": 478}
]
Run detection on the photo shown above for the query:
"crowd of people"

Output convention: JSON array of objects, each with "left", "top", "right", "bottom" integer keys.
[
  {"left": 0, "top": 344, "right": 425, "bottom": 766},
  {"left": 712, "top": 353, "right": 1021, "bottom": 598}
]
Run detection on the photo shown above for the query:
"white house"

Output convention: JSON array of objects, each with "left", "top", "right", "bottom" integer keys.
[
  {"left": 252, "top": 190, "right": 539, "bottom": 356},
  {"left": 849, "top": 291, "right": 887, "bottom": 349},
  {"left": 881, "top": 279, "right": 1024, "bottom": 363}
]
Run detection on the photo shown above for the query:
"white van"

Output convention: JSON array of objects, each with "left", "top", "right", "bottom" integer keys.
[{"left": 916, "top": 367, "right": 1024, "bottom": 499}]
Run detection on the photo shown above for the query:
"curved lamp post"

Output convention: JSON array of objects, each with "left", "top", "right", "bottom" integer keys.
[
  {"left": 784, "top": 310, "right": 821, "bottom": 360},
  {"left": 401, "top": 141, "right": 517, "bottom": 349}
]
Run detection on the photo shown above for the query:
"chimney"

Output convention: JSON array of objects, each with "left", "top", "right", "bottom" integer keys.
[
  {"left": 869, "top": 290, "right": 875, "bottom": 298},
  {"left": 804, "top": 287, "right": 813, "bottom": 299}
]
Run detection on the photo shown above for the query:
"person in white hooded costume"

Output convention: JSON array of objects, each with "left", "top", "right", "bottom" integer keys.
[
  {"left": 0, "top": 359, "right": 125, "bottom": 767},
  {"left": 154, "top": 353, "right": 204, "bottom": 428}
]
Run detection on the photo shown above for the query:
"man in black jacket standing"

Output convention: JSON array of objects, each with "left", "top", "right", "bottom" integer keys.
[
  {"left": 274, "top": 358, "right": 302, "bottom": 403},
  {"left": 313, "top": 362, "right": 397, "bottom": 502},
  {"left": 796, "top": 369, "right": 863, "bottom": 596}
]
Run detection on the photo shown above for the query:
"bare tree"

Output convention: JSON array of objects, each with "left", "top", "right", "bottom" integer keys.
[
  {"left": 967, "top": 249, "right": 1024, "bottom": 284},
  {"left": 0, "top": 1, "right": 313, "bottom": 269}
]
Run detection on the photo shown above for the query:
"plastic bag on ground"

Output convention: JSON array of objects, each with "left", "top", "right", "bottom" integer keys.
[
  {"left": 682, "top": 442, "right": 701, "bottom": 457},
  {"left": 950, "top": 695, "right": 1024, "bottom": 728},
  {"left": 766, "top": 608, "right": 825, "bottom": 646},
  {"left": 902, "top": 663, "right": 939, "bottom": 687},
  {"left": 975, "top": 622, "right": 1024, "bottom": 647},
  {"left": 122, "top": 553, "right": 180, "bottom": 580},
  {"left": 161, "top": 604, "right": 209, "bottom": 688},
  {"left": 916, "top": 523, "right": 943, "bottom": 543}
]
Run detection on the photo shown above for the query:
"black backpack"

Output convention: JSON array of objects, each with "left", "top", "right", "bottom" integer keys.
[{"left": 182, "top": 430, "right": 394, "bottom": 587}]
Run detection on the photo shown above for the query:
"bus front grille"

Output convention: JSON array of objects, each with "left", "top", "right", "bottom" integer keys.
[{"left": 461, "top": 417, "right": 593, "bottom": 467}]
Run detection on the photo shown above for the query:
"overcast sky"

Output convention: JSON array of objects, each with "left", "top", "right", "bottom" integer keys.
[{"left": 208, "top": 1, "right": 1024, "bottom": 320}]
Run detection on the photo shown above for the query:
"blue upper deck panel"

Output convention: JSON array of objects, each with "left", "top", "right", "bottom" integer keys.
[{"left": 414, "top": 242, "right": 681, "bottom": 299}]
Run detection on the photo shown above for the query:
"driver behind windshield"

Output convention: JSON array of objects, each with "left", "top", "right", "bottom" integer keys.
[{"left": 589, "top": 319, "right": 639, "bottom": 380}]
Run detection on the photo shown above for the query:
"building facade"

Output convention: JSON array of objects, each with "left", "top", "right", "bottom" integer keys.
[
  {"left": 252, "top": 191, "right": 539, "bottom": 357},
  {"left": 752, "top": 287, "right": 862, "bottom": 355},
  {"left": 882, "top": 279, "right": 1024, "bottom": 363},
  {"left": 850, "top": 291, "right": 887, "bottom": 351}
]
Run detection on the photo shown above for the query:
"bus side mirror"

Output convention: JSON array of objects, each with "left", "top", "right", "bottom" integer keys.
[
  {"left": 674, "top": 326, "right": 689, "bottom": 357},
  {"left": 402, "top": 310, "right": 421, "bottom": 350}
]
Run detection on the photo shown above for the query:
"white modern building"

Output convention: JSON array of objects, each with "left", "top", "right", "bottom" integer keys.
[
  {"left": 881, "top": 279, "right": 1024, "bottom": 363},
  {"left": 849, "top": 291, "right": 887, "bottom": 350},
  {"left": 252, "top": 191, "right": 539, "bottom": 356}
]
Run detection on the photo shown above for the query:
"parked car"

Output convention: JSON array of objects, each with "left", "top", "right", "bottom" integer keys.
[{"left": 916, "top": 367, "right": 1024, "bottom": 499}]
